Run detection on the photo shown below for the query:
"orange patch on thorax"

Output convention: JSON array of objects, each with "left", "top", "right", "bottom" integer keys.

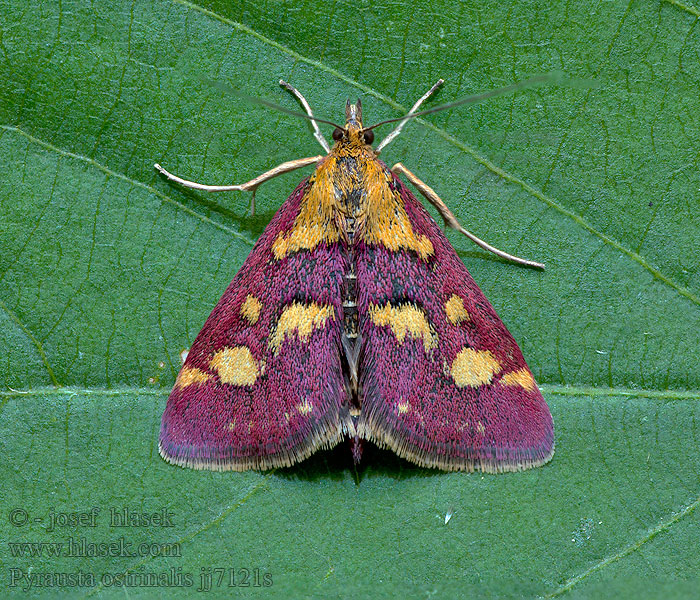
[
  {"left": 272, "top": 156, "right": 343, "bottom": 259},
  {"left": 358, "top": 160, "right": 434, "bottom": 259},
  {"left": 273, "top": 144, "right": 434, "bottom": 261}
]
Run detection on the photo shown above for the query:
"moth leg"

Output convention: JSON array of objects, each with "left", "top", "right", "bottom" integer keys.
[
  {"left": 375, "top": 79, "right": 444, "bottom": 153},
  {"left": 279, "top": 80, "right": 331, "bottom": 153},
  {"left": 154, "top": 156, "right": 323, "bottom": 215},
  {"left": 391, "top": 162, "right": 545, "bottom": 269}
]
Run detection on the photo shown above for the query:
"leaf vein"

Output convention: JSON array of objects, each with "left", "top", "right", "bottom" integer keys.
[
  {"left": 83, "top": 474, "right": 273, "bottom": 598},
  {"left": 0, "top": 124, "right": 254, "bottom": 246},
  {"left": 0, "top": 297, "right": 59, "bottom": 387},
  {"left": 541, "top": 493, "right": 700, "bottom": 598},
  {"left": 662, "top": 0, "right": 700, "bottom": 18}
]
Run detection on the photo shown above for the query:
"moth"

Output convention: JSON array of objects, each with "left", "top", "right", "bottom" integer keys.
[{"left": 156, "top": 79, "right": 554, "bottom": 472}]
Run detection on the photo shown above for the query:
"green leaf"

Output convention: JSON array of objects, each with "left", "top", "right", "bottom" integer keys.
[{"left": 1, "top": 0, "right": 698, "bottom": 597}]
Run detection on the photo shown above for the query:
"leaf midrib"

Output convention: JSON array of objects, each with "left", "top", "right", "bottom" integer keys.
[{"left": 2, "top": 384, "right": 698, "bottom": 400}]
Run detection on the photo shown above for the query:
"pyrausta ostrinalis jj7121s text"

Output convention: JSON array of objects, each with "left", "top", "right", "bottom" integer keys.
[{"left": 155, "top": 78, "right": 554, "bottom": 472}]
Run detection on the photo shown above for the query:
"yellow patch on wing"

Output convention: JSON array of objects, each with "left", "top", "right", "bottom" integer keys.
[
  {"left": 500, "top": 368, "right": 537, "bottom": 392},
  {"left": 269, "top": 302, "right": 335, "bottom": 353},
  {"left": 397, "top": 401, "right": 411, "bottom": 414},
  {"left": 476, "top": 421, "right": 486, "bottom": 435},
  {"left": 450, "top": 349, "right": 502, "bottom": 388},
  {"left": 361, "top": 162, "right": 434, "bottom": 259},
  {"left": 297, "top": 400, "right": 313, "bottom": 415},
  {"left": 175, "top": 367, "right": 210, "bottom": 389},
  {"left": 210, "top": 346, "right": 259, "bottom": 386},
  {"left": 272, "top": 158, "right": 341, "bottom": 259},
  {"left": 240, "top": 295, "right": 262, "bottom": 325},
  {"left": 445, "top": 294, "right": 469, "bottom": 325},
  {"left": 369, "top": 302, "right": 437, "bottom": 352}
]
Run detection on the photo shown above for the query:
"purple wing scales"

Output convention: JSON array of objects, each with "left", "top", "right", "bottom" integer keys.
[
  {"left": 356, "top": 170, "right": 554, "bottom": 471},
  {"left": 159, "top": 179, "right": 351, "bottom": 470}
]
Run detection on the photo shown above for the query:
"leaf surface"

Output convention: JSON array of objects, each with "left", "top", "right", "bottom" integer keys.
[{"left": 1, "top": 0, "right": 699, "bottom": 597}]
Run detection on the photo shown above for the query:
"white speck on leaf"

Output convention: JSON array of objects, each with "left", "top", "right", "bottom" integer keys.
[{"left": 571, "top": 517, "right": 596, "bottom": 547}]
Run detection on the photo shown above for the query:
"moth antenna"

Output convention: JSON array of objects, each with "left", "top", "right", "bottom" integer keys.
[
  {"left": 375, "top": 79, "right": 444, "bottom": 154},
  {"left": 207, "top": 79, "right": 344, "bottom": 130},
  {"left": 279, "top": 80, "right": 331, "bottom": 153},
  {"left": 366, "top": 72, "right": 569, "bottom": 132}
]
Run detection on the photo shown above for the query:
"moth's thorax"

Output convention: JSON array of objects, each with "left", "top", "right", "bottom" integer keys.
[
  {"left": 308, "top": 146, "right": 433, "bottom": 259},
  {"left": 313, "top": 140, "right": 381, "bottom": 233},
  {"left": 298, "top": 127, "right": 438, "bottom": 380},
  {"left": 323, "top": 98, "right": 378, "bottom": 219}
]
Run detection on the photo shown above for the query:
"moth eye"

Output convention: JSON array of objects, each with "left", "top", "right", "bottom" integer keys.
[
  {"left": 363, "top": 129, "right": 374, "bottom": 145},
  {"left": 332, "top": 127, "right": 344, "bottom": 141}
]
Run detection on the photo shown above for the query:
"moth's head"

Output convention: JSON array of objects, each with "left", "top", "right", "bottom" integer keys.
[{"left": 332, "top": 98, "right": 374, "bottom": 147}]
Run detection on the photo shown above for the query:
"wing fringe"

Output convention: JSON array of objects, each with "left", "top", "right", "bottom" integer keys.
[
  {"left": 159, "top": 417, "right": 355, "bottom": 471},
  {"left": 357, "top": 417, "right": 554, "bottom": 473}
]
